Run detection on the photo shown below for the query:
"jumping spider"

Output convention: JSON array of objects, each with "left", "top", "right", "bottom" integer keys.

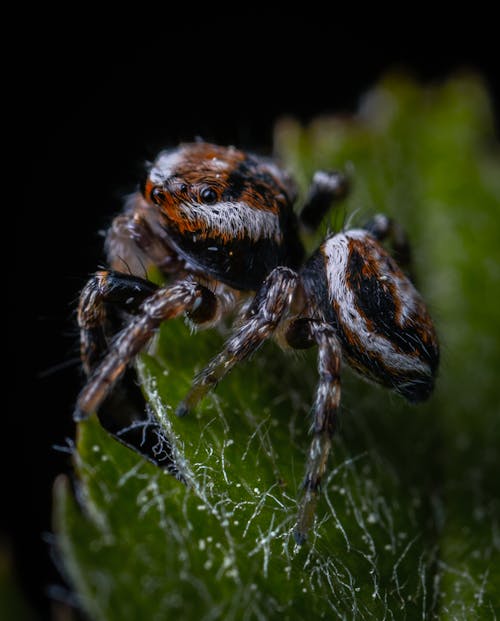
[{"left": 76, "top": 142, "right": 439, "bottom": 543}]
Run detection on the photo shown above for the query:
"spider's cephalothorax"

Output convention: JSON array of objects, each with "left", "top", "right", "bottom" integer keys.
[
  {"left": 142, "top": 142, "right": 304, "bottom": 290},
  {"left": 76, "top": 142, "right": 439, "bottom": 543}
]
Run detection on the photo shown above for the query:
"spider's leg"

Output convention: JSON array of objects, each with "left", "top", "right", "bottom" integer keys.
[
  {"left": 78, "top": 270, "right": 158, "bottom": 375},
  {"left": 293, "top": 321, "right": 342, "bottom": 544},
  {"left": 75, "top": 280, "right": 217, "bottom": 420},
  {"left": 363, "top": 214, "right": 413, "bottom": 275},
  {"left": 176, "top": 266, "right": 298, "bottom": 417},
  {"left": 78, "top": 271, "right": 187, "bottom": 469},
  {"left": 299, "top": 170, "right": 349, "bottom": 232}
]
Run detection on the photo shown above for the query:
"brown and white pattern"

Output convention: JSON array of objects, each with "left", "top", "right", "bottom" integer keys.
[{"left": 76, "top": 142, "right": 439, "bottom": 545}]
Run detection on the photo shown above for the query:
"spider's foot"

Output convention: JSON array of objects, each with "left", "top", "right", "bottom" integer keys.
[
  {"left": 176, "top": 379, "right": 214, "bottom": 417},
  {"left": 295, "top": 487, "right": 319, "bottom": 546},
  {"left": 73, "top": 406, "right": 91, "bottom": 422},
  {"left": 293, "top": 528, "right": 307, "bottom": 546},
  {"left": 175, "top": 402, "right": 190, "bottom": 417}
]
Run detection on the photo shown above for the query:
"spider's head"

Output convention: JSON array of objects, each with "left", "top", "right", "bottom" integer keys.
[
  {"left": 141, "top": 142, "right": 301, "bottom": 289},
  {"left": 142, "top": 142, "right": 295, "bottom": 242}
]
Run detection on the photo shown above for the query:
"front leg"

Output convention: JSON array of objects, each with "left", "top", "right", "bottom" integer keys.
[
  {"left": 78, "top": 270, "right": 188, "bottom": 470},
  {"left": 78, "top": 270, "right": 158, "bottom": 374},
  {"left": 75, "top": 280, "right": 217, "bottom": 420},
  {"left": 176, "top": 267, "right": 298, "bottom": 416}
]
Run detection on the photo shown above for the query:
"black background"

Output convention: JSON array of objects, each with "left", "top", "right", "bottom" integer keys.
[{"left": 10, "top": 23, "right": 499, "bottom": 619}]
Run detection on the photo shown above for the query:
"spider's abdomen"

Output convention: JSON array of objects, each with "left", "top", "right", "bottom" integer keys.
[{"left": 302, "top": 230, "right": 439, "bottom": 402}]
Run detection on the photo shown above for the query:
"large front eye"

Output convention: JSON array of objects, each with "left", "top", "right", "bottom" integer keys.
[
  {"left": 151, "top": 186, "right": 166, "bottom": 206},
  {"left": 200, "top": 186, "right": 218, "bottom": 205}
]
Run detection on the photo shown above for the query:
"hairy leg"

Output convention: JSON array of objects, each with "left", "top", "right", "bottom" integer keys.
[
  {"left": 78, "top": 270, "right": 158, "bottom": 374},
  {"left": 299, "top": 170, "right": 349, "bottom": 232},
  {"left": 78, "top": 271, "right": 193, "bottom": 470},
  {"left": 293, "top": 321, "right": 342, "bottom": 544},
  {"left": 176, "top": 266, "right": 298, "bottom": 416},
  {"left": 75, "top": 280, "right": 217, "bottom": 420}
]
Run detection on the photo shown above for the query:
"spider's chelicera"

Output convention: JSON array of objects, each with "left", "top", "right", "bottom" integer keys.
[{"left": 76, "top": 142, "right": 439, "bottom": 543}]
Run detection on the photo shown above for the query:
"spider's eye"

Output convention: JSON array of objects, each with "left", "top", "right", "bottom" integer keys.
[
  {"left": 151, "top": 186, "right": 166, "bottom": 206},
  {"left": 200, "top": 187, "right": 218, "bottom": 205}
]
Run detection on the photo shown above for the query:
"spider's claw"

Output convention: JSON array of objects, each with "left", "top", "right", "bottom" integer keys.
[
  {"left": 295, "top": 487, "right": 319, "bottom": 545},
  {"left": 293, "top": 528, "right": 307, "bottom": 546},
  {"left": 73, "top": 406, "right": 91, "bottom": 422},
  {"left": 175, "top": 402, "right": 190, "bottom": 417}
]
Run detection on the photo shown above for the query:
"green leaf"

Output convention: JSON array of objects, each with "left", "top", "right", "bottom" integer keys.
[{"left": 54, "top": 74, "right": 500, "bottom": 620}]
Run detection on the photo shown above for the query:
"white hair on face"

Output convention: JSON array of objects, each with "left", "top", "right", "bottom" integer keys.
[
  {"left": 149, "top": 150, "right": 186, "bottom": 185},
  {"left": 178, "top": 200, "right": 281, "bottom": 242},
  {"left": 148, "top": 147, "right": 281, "bottom": 241},
  {"left": 322, "top": 230, "right": 428, "bottom": 375},
  {"left": 149, "top": 149, "right": 233, "bottom": 185},
  {"left": 207, "top": 156, "right": 232, "bottom": 172}
]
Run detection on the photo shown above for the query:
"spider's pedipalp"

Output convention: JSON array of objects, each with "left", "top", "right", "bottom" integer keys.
[{"left": 105, "top": 192, "right": 182, "bottom": 275}]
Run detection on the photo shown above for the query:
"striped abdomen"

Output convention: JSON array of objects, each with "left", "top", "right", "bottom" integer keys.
[{"left": 302, "top": 230, "right": 439, "bottom": 402}]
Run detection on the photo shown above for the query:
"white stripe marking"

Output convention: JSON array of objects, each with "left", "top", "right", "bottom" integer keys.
[
  {"left": 178, "top": 200, "right": 281, "bottom": 242},
  {"left": 323, "top": 230, "right": 428, "bottom": 374},
  {"left": 149, "top": 150, "right": 186, "bottom": 184}
]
